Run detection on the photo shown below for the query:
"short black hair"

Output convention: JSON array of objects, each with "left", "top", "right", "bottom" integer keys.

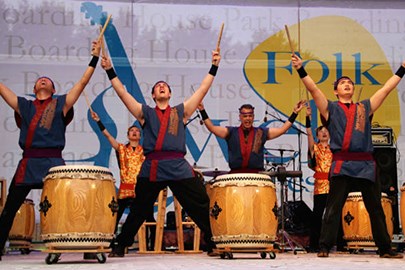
[
  {"left": 151, "top": 81, "right": 172, "bottom": 95},
  {"left": 238, "top": 104, "right": 255, "bottom": 113},
  {"left": 333, "top": 76, "right": 354, "bottom": 90}
]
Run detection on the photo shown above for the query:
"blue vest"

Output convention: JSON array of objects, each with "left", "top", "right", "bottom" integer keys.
[
  {"left": 328, "top": 100, "right": 375, "bottom": 182},
  {"left": 14, "top": 95, "right": 69, "bottom": 186},
  {"left": 139, "top": 103, "right": 194, "bottom": 181},
  {"left": 226, "top": 126, "right": 268, "bottom": 170}
]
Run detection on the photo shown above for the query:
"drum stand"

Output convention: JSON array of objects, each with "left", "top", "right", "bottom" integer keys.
[{"left": 275, "top": 166, "right": 306, "bottom": 254}]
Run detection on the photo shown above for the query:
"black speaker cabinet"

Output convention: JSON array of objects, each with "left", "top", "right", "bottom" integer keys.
[
  {"left": 280, "top": 201, "right": 312, "bottom": 235},
  {"left": 373, "top": 147, "right": 400, "bottom": 234},
  {"left": 373, "top": 147, "right": 398, "bottom": 193}
]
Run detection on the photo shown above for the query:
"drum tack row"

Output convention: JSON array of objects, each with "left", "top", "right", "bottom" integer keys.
[{"left": 1, "top": 168, "right": 405, "bottom": 262}]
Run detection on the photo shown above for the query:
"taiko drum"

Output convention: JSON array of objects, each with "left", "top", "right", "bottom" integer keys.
[
  {"left": 342, "top": 192, "right": 393, "bottom": 247},
  {"left": 40, "top": 165, "right": 117, "bottom": 249},
  {"left": 8, "top": 199, "right": 35, "bottom": 247},
  {"left": 206, "top": 173, "right": 278, "bottom": 248}
]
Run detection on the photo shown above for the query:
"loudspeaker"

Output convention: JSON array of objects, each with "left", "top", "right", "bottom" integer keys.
[
  {"left": 280, "top": 201, "right": 312, "bottom": 235},
  {"left": 373, "top": 147, "right": 398, "bottom": 193},
  {"left": 373, "top": 147, "right": 400, "bottom": 234}
]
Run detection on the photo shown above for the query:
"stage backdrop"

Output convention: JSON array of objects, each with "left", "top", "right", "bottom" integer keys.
[{"left": 1, "top": 0, "right": 405, "bottom": 224}]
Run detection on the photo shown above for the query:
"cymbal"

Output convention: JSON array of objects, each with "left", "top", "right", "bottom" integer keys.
[{"left": 202, "top": 169, "right": 228, "bottom": 177}]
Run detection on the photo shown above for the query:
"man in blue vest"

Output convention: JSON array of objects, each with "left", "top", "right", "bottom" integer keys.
[
  {"left": 101, "top": 48, "right": 221, "bottom": 257},
  {"left": 291, "top": 53, "right": 405, "bottom": 259}
]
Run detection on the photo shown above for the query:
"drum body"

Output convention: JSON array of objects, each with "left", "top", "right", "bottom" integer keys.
[
  {"left": 342, "top": 192, "right": 393, "bottom": 247},
  {"left": 9, "top": 199, "right": 35, "bottom": 247},
  {"left": 40, "top": 165, "right": 117, "bottom": 249},
  {"left": 206, "top": 173, "right": 277, "bottom": 248}
]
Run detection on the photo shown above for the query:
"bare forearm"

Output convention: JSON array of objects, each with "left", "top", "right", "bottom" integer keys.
[{"left": 0, "top": 83, "right": 18, "bottom": 111}]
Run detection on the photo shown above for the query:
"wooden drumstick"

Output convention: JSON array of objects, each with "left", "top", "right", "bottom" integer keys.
[
  {"left": 284, "top": 24, "right": 295, "bottom": 55},
  {"left": 82, "top": 90, "right": 94, "bottom": 114},
  {"left": 98, "top": 14, "right": 112, "bottom": 41},
  {"left": 356, "top": 87, "right": 363, "bottom": 103},
  {"left": 216, "top": 22, "right": 225, "bottom": 52},
  {"left": 100, "top": 26, "right": 107, "bottom": 58}
]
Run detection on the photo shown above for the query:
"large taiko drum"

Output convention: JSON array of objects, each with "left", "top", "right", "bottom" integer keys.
[
  {"left": 342, "top": 192, "right": 393, "bottom": 247},
  {"left": 206, "top": 173, "right": 278, "bottom": 248},
  {"left": 8, "top": 199, "right": 35, "bottom": 247},
  {"left": 40, "top": 165, "right": 118, "bottom": 249}
]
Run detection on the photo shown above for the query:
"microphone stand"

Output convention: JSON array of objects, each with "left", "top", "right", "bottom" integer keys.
[{"left": 265, "top": 111, "right": 306, "bottom": 201}]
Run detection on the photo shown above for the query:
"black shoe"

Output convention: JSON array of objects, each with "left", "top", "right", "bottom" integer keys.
[
  {"left": 379, "top": 250, "right": 403, "bottom": 259},
  {"left": 108, "top": 245, "right": 125, "bottom": 258}
]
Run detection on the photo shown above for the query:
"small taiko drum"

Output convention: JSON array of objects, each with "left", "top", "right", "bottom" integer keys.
[
  {"left": 342, "top": 192, "right": 393, "bottom": 247},
  {"left": 8, "top": 199, "right": 35, "bottom": 248},
  {"left": 40, "top": 165, "right": 118, "bottom": 249},
  {"left": 206, "top": 173, "right": 278, "bottom": 248}
]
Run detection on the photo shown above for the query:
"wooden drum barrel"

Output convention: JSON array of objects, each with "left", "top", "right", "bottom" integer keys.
[
  {"left": 206, "top": 173, "right": 278, "bottom": 248},
  {"left": 9, "top": 199, "right": 35, "bottom": 247},
  {"left": 342, "top": 192, "right": 393, "bottom": 247},
  {"left": 40, "top": 165, "right": 117, "bottom": 249}
]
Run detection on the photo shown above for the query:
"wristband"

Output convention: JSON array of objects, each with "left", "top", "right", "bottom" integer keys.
[
  {"left": 106, "top": 68, "right": 117, "bottom": 80},
  {"left": 88, "top": 56, "right": 99, "bottom": 68},
  {"left": 395, "top": 66, "right": 405, "bottom": 78},
  {"left": 297, "top": 66, "right": 308, "bottom": 78},
  {"left": 305, "top": 116, "right": 311, "bottom": 128},
  {"left": 288, "top": 112, "right": 298, "bottom": 124},
  {"left": 209, "top": 65, "right": 218, "bottom": 76},
  {"left": 200, "top": 109, "right": 209, "bottom": 120},
  {"left": 97, "top": 120, "right": 106, "bottom": 132}
]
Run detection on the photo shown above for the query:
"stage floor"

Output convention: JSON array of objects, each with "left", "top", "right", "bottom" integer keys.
[{"left": 2, "top": 248, "right": 405, "bottom": 270}]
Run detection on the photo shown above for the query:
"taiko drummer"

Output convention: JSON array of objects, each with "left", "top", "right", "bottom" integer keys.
[
  {"left": 0, "top": 40, "right": 101, "bottom": 261},
  {"left": 198, "top": 101, "right": 305, "bottom": 173}
]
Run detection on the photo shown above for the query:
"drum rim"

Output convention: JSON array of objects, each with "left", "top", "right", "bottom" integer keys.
[{"left": 44, "top": 165, "right": 114, "bottom": 180}]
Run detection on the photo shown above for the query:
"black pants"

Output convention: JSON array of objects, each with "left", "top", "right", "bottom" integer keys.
[
  {"left": 0, "top": 179, "right": 33, "bottom": 253},
  {"left": 310, "top": 193, "right": 345, "bottom": 250},
  {"left": 310, "top": 193, "right": 327, "bottom": 250},
  {"left": 115, "top": 197, "right": 156, "bottom": 249},
  {"left": 319, "top": 176, "right": 391, "bottom": 252},
  {"left": 116, "top": 177, "right": 215, "bottom": 251}
]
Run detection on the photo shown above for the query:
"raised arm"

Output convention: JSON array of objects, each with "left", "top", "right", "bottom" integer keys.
[
  {"left": 305, "top": 106, "right": 315, "bottom": 157},
  {"left": 101, "top": 56, "right": 144, "bottom": 125},
  {"left": 91, "top": 111, "right": 119, "bottom": 150},
  {"left": 291, "top": 54, "right": 329, "bottom": 120},
  {"left": 64, "top": 39, "right": 101, "bottom": 115},
  {"left": 267, "top": 100, "right": 306, "bottom": 140},
  {"left": 0, "top": 83, "right": 19, "bottom": 113},
  {"left": 369, "top": 61, "right": 405, "bottom": 114},
  {"left": 183, "top": 50, "right": 221, "bottom": 121},
  {"left": 198, "top": 103, "right": 229, "bottom": 139}
]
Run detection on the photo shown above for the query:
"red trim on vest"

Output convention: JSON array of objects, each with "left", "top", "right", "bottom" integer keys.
[
  {"left": 150, "top": 106, "right": 171, "bottom": 181},
  {"left": 16, "top": 97, "right": 53, "bottom": 185},
  {"left": 333, "top": 102, "right": 356, "bottom": 174},
  {"left": 238, "top": 126, "right": 254, "bottom": 168}
]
